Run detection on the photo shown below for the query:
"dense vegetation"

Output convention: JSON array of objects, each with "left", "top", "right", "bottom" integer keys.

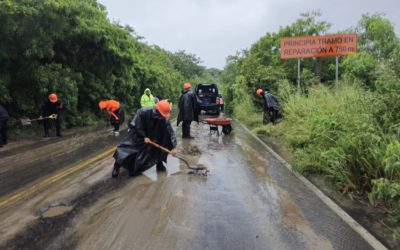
[
  {"left": 1, "top": 0, "right": 399, "bottom": 239},
  {"left": 220, "top": 11, "right": 400, "bottom": 237},
  {"left": 0, "top": 0, "right": 218, "bottom": 129}
]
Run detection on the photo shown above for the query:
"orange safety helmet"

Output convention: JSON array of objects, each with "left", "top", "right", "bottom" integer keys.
[
  {"left": 156, "top": 100, "right": 171, "bottom": 118},
  {"left": 256, "top": 89, "right": 263, "bottom": 96},
  {"left": 183, "top": 83, "right": 192, "bottom": 89},
  {"left": 98, "top": 101, "right": 108, "bottom": 109},
  {"left": 48, "top": 93, "right": 58, "bottom": 103}
]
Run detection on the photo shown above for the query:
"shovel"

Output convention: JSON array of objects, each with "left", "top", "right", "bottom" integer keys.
[
  {"left": 146, "top": 139, "right": 209, "bottom": 174},
  {"left": 20, "top": 114, "right": 58, "bottom": 126}
]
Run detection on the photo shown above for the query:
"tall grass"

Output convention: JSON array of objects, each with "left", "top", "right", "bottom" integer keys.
[
  {"left": 233, "top": 95, "right": 263, "bottom": 128},
  {"left": 275, "top": 83, "right": 400, "bottom": 237},
  {"left": 281, "top": 84, "right": 384, "bottom": 189},
  {"left": 233, "top": 82, "right": 400, "bottom": 237}
]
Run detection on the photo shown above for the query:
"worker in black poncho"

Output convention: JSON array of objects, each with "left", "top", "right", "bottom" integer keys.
[
  {"left": 40, "top": 93, "right": 64, "bottom": 137},
  {"left": 256, "top": 88, "right": 281, "bottom": 124},
  {"left": 177, "top": 82, "right": 199, "bottom": 139},
  {"left": 0, "top": 104, "right": 9, "bottom": 147},
  {"left": 112, "top": 100, "right": 177, "bottom": 178}
]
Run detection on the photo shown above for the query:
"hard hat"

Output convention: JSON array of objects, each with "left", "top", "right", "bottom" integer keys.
[
  {"left": 98, "top": 101, "right": 107, "bottom": 109},
  {"left": 48, "top": 93, "right": 58, "bottom": 103},
  {"left": 256, "top": 89, "right": 263, "bottom": 96},
  {"left": 183, "top": 83, "right": 192, "bottom": 89},
  {"left": 156, "top": 100, "right": 171, "bottom": 118}
]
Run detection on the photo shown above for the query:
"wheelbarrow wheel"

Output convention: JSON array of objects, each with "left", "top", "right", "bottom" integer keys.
[{"left": 222, "top": 125, "right": 232, "bottom": 135}]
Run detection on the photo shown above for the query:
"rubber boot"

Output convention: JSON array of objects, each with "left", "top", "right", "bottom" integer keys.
[
  {"left": 112, "top": 162, "right": 120, "bottom": 178},
  {"left": 156, "top": 162, "right": 166, "bottom": 172}
]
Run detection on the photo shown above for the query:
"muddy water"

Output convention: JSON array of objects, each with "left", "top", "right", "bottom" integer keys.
[
  {"left": 1, "top": 121, "right": 375, "bottom": 249},
  {"left": 42, "top": 205, "right": 73, "bottom": 218},
  {"left": 71, "top": 122, "right": 373, "bottom": 249},
  {"left": 0, "top": 126, "right": 123, "bottom": 197}
]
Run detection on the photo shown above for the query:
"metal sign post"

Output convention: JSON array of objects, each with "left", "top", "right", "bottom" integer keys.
[
  {"left": 297, "top": 59, "right": 301, "bottom": 93},
  {"left": 335, "top": 56, "right": 339, "bottom": 90}
]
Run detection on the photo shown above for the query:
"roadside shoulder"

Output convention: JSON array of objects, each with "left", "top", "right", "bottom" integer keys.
[{"left": 235, "top": 119, "right": 388, "bottom": 250}]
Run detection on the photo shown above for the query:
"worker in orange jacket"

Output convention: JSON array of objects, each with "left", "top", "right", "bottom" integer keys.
[{"left": 99, "top": 100, "right": 125, "bottom": 136}]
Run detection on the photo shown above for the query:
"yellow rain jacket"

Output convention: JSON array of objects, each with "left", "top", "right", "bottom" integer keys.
[{"left": 140, "top": 88, "right": 155, "bottom": 107}]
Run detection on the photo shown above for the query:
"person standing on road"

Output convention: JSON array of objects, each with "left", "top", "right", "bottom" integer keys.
[
  {"left": 40, "top": 93, "right": 64, "bottom": 137},
  {"left": 99, "top": 99, "right": 124, "bottom": 136},
  {"left": 218, "top": 94, "right": 224, "bottom": 113},
  {"left": 140, "top": 88, "right": 155, "bottom": 108},
  {"left": 256, "top": 88, "right": 281, "bottom": 124},
  {"left": 0, "top": 104, "right": 9, "bottom": 147},
  {"left": 112, "top": 100, "right": 177, "bottom": 178},
  {"left": 177, "top": 83, "right": 198, "bottom": 139}
]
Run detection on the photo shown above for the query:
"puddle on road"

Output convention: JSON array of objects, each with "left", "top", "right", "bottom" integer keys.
[
  {"left": 280, "top": 193, "right": 334, "bottom": 250},
  {"left": 41, "top": 205, "right": 73, "bottom": 218},
  {"left": 281, "top": 198, "right": 307, "bottom": 227}
]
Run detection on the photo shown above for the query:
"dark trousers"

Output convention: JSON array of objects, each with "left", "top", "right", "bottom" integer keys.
[
  {"left": 182, "top": 120, "right": 191, "bottom": 137},
  {"left": 110, "top": 119, "right": 120, "bottom": 131},
  {"left": 220, "top": 104, "right": 224, "bottom": 112},
  {"left": 263, "top": 109, "right": 279, "bottom": 124},
  {"left": 110, "top": 108, "right": 121, "bottom": 132},
  {"left": 43, "top": 119, "right": 61, "bottom": 136},
  {"left": 0, "top": 119, "right": 7, "bottom": 145},
  {"left": 114, "top": 154, "right": 166, "bottom": 176}
]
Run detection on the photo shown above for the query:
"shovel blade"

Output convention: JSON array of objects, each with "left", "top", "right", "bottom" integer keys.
[{"left": 20, "top": 118, "right": 32, "bottom": 125}]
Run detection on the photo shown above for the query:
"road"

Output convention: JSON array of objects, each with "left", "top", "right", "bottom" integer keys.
[{"left": 0, "top": 121, "right": 378, "bottom": 249}]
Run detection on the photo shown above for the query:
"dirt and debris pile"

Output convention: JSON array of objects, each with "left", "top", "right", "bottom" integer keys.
[{"left": 181, "top": 145, "right": 202, "bottom": 156}]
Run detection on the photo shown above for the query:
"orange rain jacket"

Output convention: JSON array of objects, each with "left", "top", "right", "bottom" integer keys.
[{"left": 104, "top": 100, "right": 121, "bottom": 120}]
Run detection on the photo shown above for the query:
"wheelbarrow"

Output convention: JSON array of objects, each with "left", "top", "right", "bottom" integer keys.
[{"left": 202, "top": 117, "right": 232, "bottom": 136}]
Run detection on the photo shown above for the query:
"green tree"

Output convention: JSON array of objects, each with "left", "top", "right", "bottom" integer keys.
[
  {"left": 0, "top": 0, "right": 207, "bottom": 129},
  {"left": 356, "top": 13, "right": 399, "bottom": 60},
  {"left": 341, "top": 52, "right": 379, "bottom": 88},
  {"left": 169, "top": 50, "right": 205, "bottom": 79}
]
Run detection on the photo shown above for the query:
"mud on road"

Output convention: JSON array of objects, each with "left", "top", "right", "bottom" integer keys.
[
  {"left": 0, "top": 125, "right": 123, "bottom": 197},
  {"left": 0, "top": 121, "right": 378, "bottom": 249}
]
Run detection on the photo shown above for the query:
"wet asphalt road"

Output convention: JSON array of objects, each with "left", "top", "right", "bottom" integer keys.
[
  {"left": 0, "top": 125, "right": 123, "bottom": 197},
  {"left": 0, "top": 121, "right": 377, "bottom": 249}
]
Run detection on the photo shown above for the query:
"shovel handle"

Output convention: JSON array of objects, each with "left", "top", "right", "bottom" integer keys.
[
  {"left": 147, "top": 139, "right": 190, "bottom": 169},
  {"left": 146, "top": 139, "right": 207, "bottom": 172},
  {"left": 146, "top": 140, "right": 172, "bottom": 154},
  {"left": 33, "top": 114, "right": 58, "bottom": 121}
]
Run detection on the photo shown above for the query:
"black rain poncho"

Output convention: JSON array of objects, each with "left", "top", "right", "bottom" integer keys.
[
  {"left": 262, "top": 91, "right": 280, "bottom": 111},
  {"left": 41, "top": 99, "right": 63, "bottom": 118},
  {"left": 0, "top": 105, "right": 9, "bottom": 121},
  {"left": 177, "top": 89, "right": 199, "bottom": 126},
  {"left": 113, "top": 107, "right": 177, "bottom": 175},
  {"left": 261, "top": 91, "right": 281, "bottom": 124}
]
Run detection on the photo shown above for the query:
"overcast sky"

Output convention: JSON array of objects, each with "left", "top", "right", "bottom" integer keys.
[{"left": 98, "top": 0, "right": 400, "bottom": 69}]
